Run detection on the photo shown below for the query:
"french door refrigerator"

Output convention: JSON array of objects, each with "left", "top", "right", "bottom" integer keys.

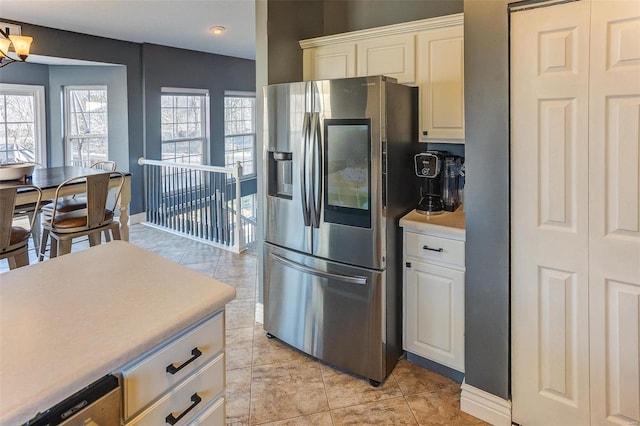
[{"left": 263, "top": 76, "right": 417, "bottom": 384}]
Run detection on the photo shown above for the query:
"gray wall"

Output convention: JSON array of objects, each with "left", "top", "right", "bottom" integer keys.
[
  {"left": 263, "top": 0, "right": 510, "bottom": 402},
  {"left": 0, "top": 22, "right": 257, "bottom": 214},
  {"left": 48, "top": 65, "right": 129, "bottom": 171},
  {"left": 463, "top": 0, "right": 510, "bottom": 399},
  {"left": 141, "top": 43, "right": 257, "bottom": 195}
]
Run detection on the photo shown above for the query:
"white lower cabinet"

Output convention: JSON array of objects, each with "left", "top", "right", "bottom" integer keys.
[
  {"left": 122, "top": 311, "right": 226, "bottom": 425},
  {"left": 403, "top": 229, "right": 465, "bottom": 372}
]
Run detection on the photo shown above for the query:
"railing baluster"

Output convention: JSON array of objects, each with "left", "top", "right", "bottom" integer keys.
[{"left": 137, "top": 158, "right": 252, "bottom": 253}]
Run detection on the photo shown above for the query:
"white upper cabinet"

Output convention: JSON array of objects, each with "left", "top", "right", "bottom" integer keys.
[
  {"left": 417, "top": 26, "right": 465, "bottom": 142},
  {"left": 302, "top": 43, "right": 356, "bottom": 81},
  {"left": 357, "top": 34, "right": 416, "bottom": 84},
  {"left": 300, "top": 13, "right": 464, "bottom": 143}
]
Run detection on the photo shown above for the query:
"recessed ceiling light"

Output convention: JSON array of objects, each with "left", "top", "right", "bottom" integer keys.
[{"left": 210, "top": 26, "right": 226, "bottom": 35}]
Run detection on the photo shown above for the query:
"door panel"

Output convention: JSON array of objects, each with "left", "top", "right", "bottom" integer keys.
[
  {"left": 312, "top": 77, "right": 386, "bottom": 270},
  {"left": 264, "top": 82, "right": 312, "bottom": 253},
  {"left": 263, "top": 242, "right": 385, "bottom": 381},
  {"left": 511, "top": 1, "right": 591, "bottom": 424},
  {"left": 588, "top": 1, "right": 640, "bottom": 424}
]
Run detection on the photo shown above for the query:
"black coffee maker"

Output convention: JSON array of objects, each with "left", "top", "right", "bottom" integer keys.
[{"left": 415, "top": 151, "right": 461, "bottom": 215}]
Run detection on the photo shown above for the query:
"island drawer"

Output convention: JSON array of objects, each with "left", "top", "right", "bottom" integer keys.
[
  {"left": 122, "top": 311, "right": 224, "bottom": 419},
  {"left": 188, "top": 397, "right": 225, "bottom": 425},
  {"left": 127, "top": 353, "right": 224, "bottom": 426},
  {"left": 405, "top": 231, "right": 464, "bottom": 268}
]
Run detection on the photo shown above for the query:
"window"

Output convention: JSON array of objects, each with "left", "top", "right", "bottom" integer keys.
[
  {"left": 0, "top": 84, "right": 46, "bottom": 164},
  {"left": 64, "top": 86, "right": 108, "bottom": 166},
  {"left": 224, "top": 93, "right": 256, "bottom": 177},
  {"left": 161, "top": 88, "right": 209, "bottom": 164}
]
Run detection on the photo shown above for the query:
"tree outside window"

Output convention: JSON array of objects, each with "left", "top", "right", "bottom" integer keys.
[
  {"left": 0, "top": 84, "right": 46, "bottom": 164},
  {"left": 64, "top": 86, "right": 108, "bottom": 166},
  {"left": 161, "top": 91, "right": 208, "bottom": 164},
  {"left": 224, "top": 94, "right": 256, "bottom": 177}
]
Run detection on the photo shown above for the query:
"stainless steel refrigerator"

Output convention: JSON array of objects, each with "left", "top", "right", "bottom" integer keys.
[{"left": 263, "top": 76, "right": 417, "bottom": 384}]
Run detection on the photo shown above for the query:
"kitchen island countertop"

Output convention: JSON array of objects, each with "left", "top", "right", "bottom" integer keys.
[
  {"left": 0, "top": 241, "right": 236, "bottom": 426},
  {"left": 400, "top": 207, "right": 466, "bottom": 240}
]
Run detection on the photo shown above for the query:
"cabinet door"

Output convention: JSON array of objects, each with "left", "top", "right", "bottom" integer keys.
[
  {"left": 416, "top": 26, "right": 464, "bottom": 142},
  {"left": 356, "top": 34, "right": 416, "bottom": 84},
  {"left": 303, "top": 44, "right": 356, "bottom": 81},
  {"left": 404, "top": 259, "right": 464, "bottom": 372}
]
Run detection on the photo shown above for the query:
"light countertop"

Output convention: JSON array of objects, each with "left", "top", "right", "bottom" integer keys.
[
  {"left": 0, "top": 241, "right": 236, "bottom": 426},
  {"left": 400, "top": 207, "right": 466, "bottom": 240}
]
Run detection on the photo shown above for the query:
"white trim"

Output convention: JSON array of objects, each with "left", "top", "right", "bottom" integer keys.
[
  {"left": 299, "top": 13, "right": 463, "bottom": 49},
  {"left": 128, "top": 212, "right": 146, "bottom": 225},
  {"left": 224, "top": 90, "right": 256, "bottom": 97},
  {"left": 161, "top": 87, "right": 209, "bottom": 95},
  {"left": 460, "top": 381, "right": 512, "bottom": 426},
  {"left": 255, "top": 302, "right": 263, "bottom": 324},
  {"left": 0, "top": 83, "right": 47, "bottom": 165}
]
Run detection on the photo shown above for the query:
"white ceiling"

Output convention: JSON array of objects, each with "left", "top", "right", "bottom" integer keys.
[{"left": 0, "top": 0, "right": 256, "bottom": 60}]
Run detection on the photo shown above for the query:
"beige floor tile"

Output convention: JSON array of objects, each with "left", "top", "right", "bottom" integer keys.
[
  {"left": 405, "top": 387, "right": 489, "bottom": 426},
  {"left": 255, "top": 411, "right": 333, "bottom": 425},
  {"left": 227, "top": 326, "right": 254, "bottom": 348},
  {"left": 250, "top": 359, "right": 329, "bottom": 424},
  {"left": 227, "top": 345, "right": 253, "bottom": 371},
  {"left": 226, "top": 299, "right": 256, "bottom": 330},
  {"left": 392, "top": 359, "right": 459, "bottom": 396},
  {"left": 252, "top": 328, "right": 316, "bottom": 366},
  {"left": 226, "top": 367, "right": 252, "bottom": 425},
  {"left": 330, "top": 396, "right": 418, "bottom": 425},
  {"left": 321, "top": 364, "right": 403, "bottom": 410}
]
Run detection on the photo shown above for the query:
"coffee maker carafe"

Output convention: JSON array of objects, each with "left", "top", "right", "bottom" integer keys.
[{"left": 415, "top": 151, "right": 445, "bottom": 215}]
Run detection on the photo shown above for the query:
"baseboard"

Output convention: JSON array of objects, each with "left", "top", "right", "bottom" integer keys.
[
  {"left": 255, "top": 302, "right": 263, "bottom": 324},
  {"left": 128, "top": 212, "right": 146, "bottom": 225},
  {"left": 460, "top": 381, "right": 512, "bottom": 426}
]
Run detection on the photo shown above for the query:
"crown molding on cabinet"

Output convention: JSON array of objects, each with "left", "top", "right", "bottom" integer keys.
[{"left": 299, "top": 13, "right": 464, "bottom": 49}]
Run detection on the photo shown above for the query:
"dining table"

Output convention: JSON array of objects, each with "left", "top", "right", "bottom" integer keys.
[{"left": 11, "top": 166, "right": 132, "bottom": 241}]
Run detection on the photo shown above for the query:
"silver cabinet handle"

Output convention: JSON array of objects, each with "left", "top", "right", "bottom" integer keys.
[
  {"left": 422, "top": 245, "right": 444, "bottom": 252},
  {"left": 272, "top": 253, "right": 367, "bottom": 285}
]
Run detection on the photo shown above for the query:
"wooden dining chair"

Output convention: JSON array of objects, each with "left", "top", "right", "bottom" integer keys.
[
  {"left": 1, "top": 184, "right": 42, "bottom": 269},
  {"left": 13, "top": 162, "right": 47, "bottom": 252},
  {"left": 39, "top": 172, "right": 125, "bottom": 259}
]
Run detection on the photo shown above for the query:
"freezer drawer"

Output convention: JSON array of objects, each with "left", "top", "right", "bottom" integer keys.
[{"left": 264, "top": 243, "right": 389, "bottom": 382}]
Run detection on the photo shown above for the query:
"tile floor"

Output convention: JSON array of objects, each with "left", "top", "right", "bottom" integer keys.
[{"left": 1, "top": 224, "right": 488, "bottom": 425}]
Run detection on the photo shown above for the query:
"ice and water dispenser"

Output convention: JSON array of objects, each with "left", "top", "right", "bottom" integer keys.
[{"left": 268, "top": 151, "right": 293, "bottom": 199}]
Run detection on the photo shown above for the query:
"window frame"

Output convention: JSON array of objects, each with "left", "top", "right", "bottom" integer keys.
[
  {"left": 160, "top": 87, "right": 210, "bottom": 165},
  {"left": 224, "top": 91, "right": 256, "bottom": 179},
  {"left": 0, "top": 83, "right": 47, "bottom": 165},
  {"left": 63, "top": 85, "right": 109, "bottom": 167}
]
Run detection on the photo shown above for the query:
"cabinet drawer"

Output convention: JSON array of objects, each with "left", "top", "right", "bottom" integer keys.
[
  {"left": 188, "top": 397, "right": 225, "bottom": 425},
  {"left": 123, "top": 312, "right": 224, "bottom": 419},
  {"left": 405, "top": 231, "right": 464, "bottom": 268},
  {"left": 127, "top": 354, "right": 225, "bottom": 426}
]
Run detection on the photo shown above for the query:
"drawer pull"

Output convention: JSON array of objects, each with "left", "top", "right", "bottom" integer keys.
[
  {"left": 422, "top": 245, "right": 444, "bottom": 253},
  {"left": 165, "top": 392, "right": 202, "bottom": 425},
  {"left": 166, "top": 348, "right": 202, "bottom": 375}
]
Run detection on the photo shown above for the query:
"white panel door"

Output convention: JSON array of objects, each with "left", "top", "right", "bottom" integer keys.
[
  {"left": 404, "top": 260, "right": 465, "bottom": 372},
  {"left": 588, "top": 1, "right": 640, "bottom": 424},
  {"left": 511, "top": 1, "right": 591, "bottom": 424},
  {"left": 356, "top": 34, "right": 416, "bottom": 83},
  {"left": 302, "top": 43, "right": 356, "bottom": 81}
]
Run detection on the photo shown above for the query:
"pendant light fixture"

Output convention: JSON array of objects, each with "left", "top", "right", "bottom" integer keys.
[{"left": 0, "top": 25, "right": 33, "bottom": 68}]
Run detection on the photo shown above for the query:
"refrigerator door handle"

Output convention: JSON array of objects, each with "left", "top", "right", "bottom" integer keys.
[
  {"left": 309, "top": 112, "right": 322, "bottom": 228},
  {"left": 301, "top": 111, "right": 311, "bottom": 226},
  {"left": 271, "top": 253, "right": 367, "bottom": 285}
]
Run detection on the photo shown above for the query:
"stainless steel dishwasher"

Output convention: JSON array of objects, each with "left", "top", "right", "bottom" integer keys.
[{"left": 24, "top": 375, "right": 120, "bottom": 426}]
